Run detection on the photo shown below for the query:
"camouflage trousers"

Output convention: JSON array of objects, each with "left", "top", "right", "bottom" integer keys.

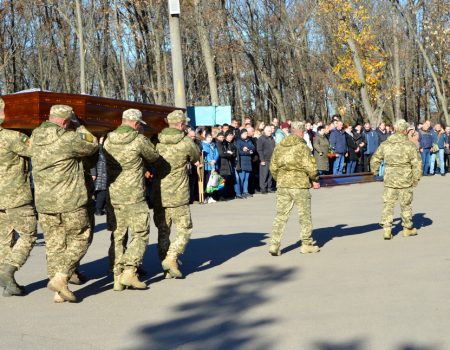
[
  {"left": 153, "top": 205, "right": 193, "bottom": 261},
  {"left": 270, "top": 188, "right": 314, "bottom": 248},
  {"left": 39, "top": 206, "right": 91, "bottom": 279},
  {"left": 380, "top": 187, "right": 414, "bottom": 229},
  {"left": 0, "top": 204, "right": 37, "bottom": 269},
  {"left": 110, "top": 201, "right": 149, "bottom": 275}
]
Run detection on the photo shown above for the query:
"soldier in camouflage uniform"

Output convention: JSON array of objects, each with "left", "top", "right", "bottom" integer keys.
[
  {"left": 269, "top": 121, "right": 321, "bottom": 256},
  {"left": 371, "top": 119, "right": 422, "bottom": 240},
  {"left": 31, "top": 105, "right": 98, "bottom": 303},
  {"left": 153, "top": 110, "right": 200, "bottom": 278},
  {"left": 104, "top": 109, "right": 159, "bottom": 291},
  {"left": 0, "top": 97, "right": 37, "bottom": 297}
]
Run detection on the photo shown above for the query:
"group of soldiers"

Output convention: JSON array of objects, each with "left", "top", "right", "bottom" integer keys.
[
  {"left": 0, "top": 99, "right": 198, "bottom": 302},
  {"left": 0, "top": 96, "right": 422, "bottom": 303}
]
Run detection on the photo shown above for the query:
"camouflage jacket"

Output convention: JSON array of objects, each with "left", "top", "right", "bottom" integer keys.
[
  {"left": 153, "top": 128, "right": 200, "bottom": 208},
  {"left": 30, "top": 122, "right": 98, "bottom": 213},
  {"left": 104, "top": 125, "right": 159, "bottom": 206},
  {"left": 270, "top": 135, "right": 319, "bottom": 189},
  {"left": 0, "top": 127, "right": 33, "bottom": 209},
  {"left": 371, "top": 133, "right": 422, "bottom": 188}
]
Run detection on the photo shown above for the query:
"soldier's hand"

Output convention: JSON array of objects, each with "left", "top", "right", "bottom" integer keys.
[
  {"left": 312, "top": 182, "right": 320, "bottom": 189},
  {"left": 261, "top": 161, "right": 266, "bottom": 166}
]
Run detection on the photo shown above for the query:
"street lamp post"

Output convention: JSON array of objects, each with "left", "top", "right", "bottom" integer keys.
[{"left": 168, "top": 0, "right": 186, "bottom": 109}]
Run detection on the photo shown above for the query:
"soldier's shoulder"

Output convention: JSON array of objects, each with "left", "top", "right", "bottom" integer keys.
[{"left": 0, "top": 128, "right": 30, "bottom": 144}]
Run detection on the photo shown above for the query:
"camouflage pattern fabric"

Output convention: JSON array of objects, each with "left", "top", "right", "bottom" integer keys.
[
  {"left": 152, "top": 128, "right": 200, "bottom": 208},
  {"left": 104, "top": 125, "right": 159, "bottom": 206},
  {"left": 370, "top": 133, "right": 422, "bottom": 188},
  {"left": 153, "top": 204, "right": 193, "bottom": 260},
  {"left": 270, "top": 188, "right": 314, "bottom": 248},
  {"left": 0, "top": 127, "right": 33, "bottom": 210},
  {"left": 30, "top": 122, "right": 98, "bottom": 213},
  {"left": 380, "top": 187, "right": 414, "bottom": 229},
  {"left": 108, "top": 201, "right": 149, "bottom": 274},
  {"left": 370, "top": 131, "right": 421, "bottom": 229},
  {"left": 39, "top": 206, "right": 91, "bottom": 279},
  {"left": 270, "top": 134, "right": 319, "bottom": 189},
  {"left": 0, "top": 204, "right": 37, "bottom": 268}
]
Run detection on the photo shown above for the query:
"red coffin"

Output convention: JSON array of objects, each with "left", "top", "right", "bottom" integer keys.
[{"left": 0, "top": 91, "right": 179, "bottom": 136}]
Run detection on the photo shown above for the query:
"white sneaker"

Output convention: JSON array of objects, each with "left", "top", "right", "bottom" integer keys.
[{"left": 208, "top": 197, "right": 216, "bottom": 203}]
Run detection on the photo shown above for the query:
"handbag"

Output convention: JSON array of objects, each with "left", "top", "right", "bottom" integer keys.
[
  {"left": 206, "top": 170, "right": 225, "bottom": 193},
  {"left": 431, "top": 143, "right": 439, "bottom": 153}
]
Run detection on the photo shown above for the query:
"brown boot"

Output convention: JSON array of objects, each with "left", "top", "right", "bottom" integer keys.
[
  {"left": 300, "top": 243, "right": 320, "bottom": 254},
  {"left": 69, "top": 270, "right": 88, "bottom": 285},
  {"left": 161, "top": 256, "right": 183, "bottom": 279},
  {"left": 113, "top": 274, "right": 125, "bottom": 291},
  {"left": 383, "top": 227, "right": 393, "bottom": 240},
  {"left": 53, "top": 292, "right": 65, "bottom": 303},
  {"left": 119, "top": 268, "right": 147, "bottom": 289},
  {"left": 47, "top": 273, "right": 77, "bottom": 302},
  {"left": 269, "top": 244, "right": 281, "bottom": 256},
  {"left": 403, "top": 227, "right": 418, "bottom": 237}
]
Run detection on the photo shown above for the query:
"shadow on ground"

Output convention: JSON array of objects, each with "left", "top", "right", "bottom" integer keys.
[
  {"left": 130, "top": 265, "right": 295, "bottom": 350},
  {"left": 26, "top": 232, "right": 267, "bottom": 300},
  {"left": 314, "top": 339, "right": 442, "bottom": 350},
  {"left": 282, "top": 213, "right": 432, "bottom": 254}
]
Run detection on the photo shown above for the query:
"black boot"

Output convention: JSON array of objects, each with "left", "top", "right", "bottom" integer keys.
[{"left": 0, "top": 264, "right": 24, "bottom": 296}]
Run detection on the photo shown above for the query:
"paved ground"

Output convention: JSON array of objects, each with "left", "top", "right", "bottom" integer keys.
[{"left": 1, "top": 177, "right": 450, "bottom": 350}]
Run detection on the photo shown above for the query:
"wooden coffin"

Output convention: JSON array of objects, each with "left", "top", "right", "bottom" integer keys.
[
  {"left": 0, "top": 91, "right": 179, "bottom": 136},
  {"left": 319, "top": 172, "right": 383, "bottom": 187}
]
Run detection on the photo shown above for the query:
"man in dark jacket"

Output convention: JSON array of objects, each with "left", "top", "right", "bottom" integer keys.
[
  {"left": 418, "top": 120, "right": 434, "bottom": 175},
  {"left": 257, "top": 126, "right": 276, "bottom": 194},
  {"left": 329, "top": 121, "right": 347, "bottom": 175},
  {"left": 362, "top": 122, "right": 379, "bottom": 172}
]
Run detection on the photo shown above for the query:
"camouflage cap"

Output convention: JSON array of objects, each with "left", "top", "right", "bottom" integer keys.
[
  {"left": 394, "top": 119, "right": 409, "bottom": 133},
  {"left": 167, "top": 110, "right": 190, "bottom": 124},
  {"left": 290, "top": 121, "right": 305, "bottom": 131},
  {"left": 0, "top": 97, "right": 4, "bottom": 110},
  {"left": 123, "top": 108, "right": 147, "bottom": 125},
  {"left": 49, "top": 105, "right": 74, "bottom": 120}
]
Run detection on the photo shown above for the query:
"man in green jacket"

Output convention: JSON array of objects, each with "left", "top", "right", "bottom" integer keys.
[
  {"left": 371, "top": 119, "right": 422, "bottom": 240},
  {"left": 269, "top": 121, "right": 321, "bottom": 256},
  {"left": 153, "top": 110, "right": 200, "bottom": 278},
  {"left": 31, "top": 105, "right": 98, "bottom": 303},
  {"left": 104, "top": 109, "right": 160, "bottom": 291},
  {"left": 0, "top": 97, "right": 37, "bottom": 297}
]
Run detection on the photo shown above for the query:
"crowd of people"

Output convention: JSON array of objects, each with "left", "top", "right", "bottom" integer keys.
[{"left": 184, "top": 115, "right": 450, "bottom": 204}]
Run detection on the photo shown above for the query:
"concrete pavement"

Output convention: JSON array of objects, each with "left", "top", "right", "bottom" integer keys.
[{"left": 1, "top": 176, "right": 449, "bottom": 349}]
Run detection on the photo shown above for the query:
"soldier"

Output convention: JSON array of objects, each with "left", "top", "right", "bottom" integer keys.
[
  {"left": 31, "top": 105, "right": 98, "bottom": 303},
  {"left": 104, "top": 109, "right": 159, "bottom": 291},
  {"left": 268, "top": 121, "right": 321, "bottom": 256},
  {"left": 370, "top": 119, "right": 422, "bottom": 240},
  {"left": 0, "top": 97, "right": 37, "bottom": 297},
  {"left": 153, "top": 110, "right": 200, "bottom": 278}
]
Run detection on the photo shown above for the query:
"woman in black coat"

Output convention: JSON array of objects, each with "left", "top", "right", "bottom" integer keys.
[
  {"left": 216, "top": 131, "right": 237, "bottom": 198},
  {"left": 94, "top": 142, "right": 108, "bottom": 215}
]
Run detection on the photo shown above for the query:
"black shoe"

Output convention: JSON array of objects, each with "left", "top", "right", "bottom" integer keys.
[
  {"left": 235, "top": 195, "right": 245, "bottom": 199},
  {"left": 261, "top": 190, "right": 268, "bottom": 194},
  {"left": 269, "top": 189, "right": 276, "bottom": 193},
  {"left": 243, "top": 193, "right": 253, "bottom": 198},
  {"left": 441, "top": 173, "right": 445, "bottom": 176}
]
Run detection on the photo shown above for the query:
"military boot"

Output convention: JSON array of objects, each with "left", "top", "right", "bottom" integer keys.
[
  {"left": 119, "top": 267, "right": 147, "bottom": 289},
  {"left": 161, "top": 256, "right": 183, "bottom": 279},
  {"left": 0, "top": 264, "right": 24, "bottom": 296},
  {"left": 269, "top": 244, "right": 281, "bottom": 256},
  {"left": 113, "top": 274, "right": 125, "bottom": 291},
  {"left": 69, "top": 269, "right": 88, "bottom": 285},
  {"left": 53, "top": 292, "right": 65, "bottom": 303},
  {"left": 300, "top": 243, "right": 320, "bottom": 254},
  {"left": 47, "top": 273, "right": 77, "bottom": 302},
  {"left": 383, "top": 227, "right": 393, "bottom": 240},
  {"left": 402, "top": 227, "right": 418, "bottom": 237}
]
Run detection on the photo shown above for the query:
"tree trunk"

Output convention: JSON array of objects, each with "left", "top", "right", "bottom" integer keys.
[{"left": 75, "top": 0, "right": 86, "bottom": 94}]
